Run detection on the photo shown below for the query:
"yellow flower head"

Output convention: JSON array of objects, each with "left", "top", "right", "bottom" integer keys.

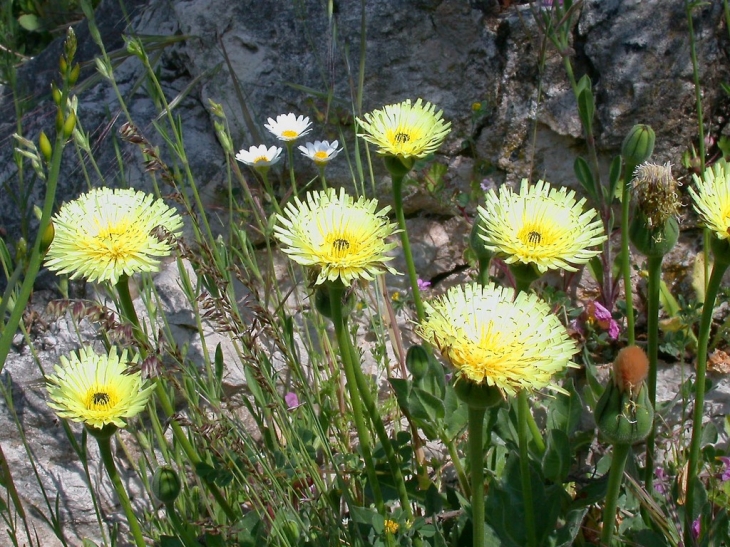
[
  {"left": 46, "top": 346, "right": 154, "bottom": 430},
  {"left": 356, "top": 99, "right": 451, "bottom": 159},
  {"left": 45, "top": 187, "right": 183, "bottom": 285},
  {"left": 477, "top": 179, "right": 606, "bottom": 273},
  {"left": 418, "top": 283, "right": 576, "bottom": 396},
  {"left": 690, "top": 161, "right": 730, "bottom": 240},
  {"left": 274, "top": 188, "right": 399, "bottom": 286}
]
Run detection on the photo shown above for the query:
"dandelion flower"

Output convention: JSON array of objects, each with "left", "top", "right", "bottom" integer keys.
[
  {"left": 689, "top": 161, "right": 730, "bottom": 240},
  {"left": 298, "top": 140, "right": 342, "bottom": 166},
  {"left": 46, "top": 346, "right": 154, "bottom": 430},
  {"left": 477, "top": 179, "right": 605, "bottom": 273},
  {"left": 418, "top": 283, "right": 576, "bottom": 395},
  {"left": 235, "top": 144, "right": 283, "bottom": 168},
  {"left": 264, "top": 113, "right": 312, "bottom": 142},
  {"left": 45, "top": 188, "right": 183, "bottom": 285},
  {"left": 357, "top": 98, "right": 451, "bottom": 159},
  {"left": 274, "top": 187, "right": 399, "bottom": 286}
]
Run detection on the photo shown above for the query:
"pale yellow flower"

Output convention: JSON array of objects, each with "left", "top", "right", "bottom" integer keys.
[
  {"left": 274, "top": 188, "right": 399, "bottom": 286},
  {"left": 418, "top": 283, "right": 576, "bottom": 396},
  {"left": 46, "top": 346, "right": 154, "bottom": 430},
  {"left": 45, "top": 187, "right": 183, "bottom": 285},
  {"left": 690, "top": 161, "right": 730, "bottom": 240},
  {"left": 356, "top": 99, "right": 451, "bottom": 159},
  {"left": 477, "top": 179, "right": 605, "bottom": 273}
]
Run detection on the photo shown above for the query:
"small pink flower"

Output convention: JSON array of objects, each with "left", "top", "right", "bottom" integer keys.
[
  {"left": 417, "top": 278, "right": 432, "bottom": 291},
  {"left": 284, "top": 392, "right": 301, "bottom": 410},
  {"left": 589, "top": 301, "right": 620, "bottom": 340},
  {"left": 718, "top": 456, "right": 730, "bottom": 482},
  {"left": 692, "top": 517, "right": 701, "bottom": 540}
]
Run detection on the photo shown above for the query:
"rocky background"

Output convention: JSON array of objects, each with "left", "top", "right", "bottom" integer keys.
[{"left": 1, "top": 0, "right": 730, "bottom": 544}]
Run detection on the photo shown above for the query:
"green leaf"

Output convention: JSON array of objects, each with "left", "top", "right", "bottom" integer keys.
[
  {"left": 576, "top": 75, "right": 594, "bottom": 133},
  {"left": 159, "top": 537, "right": 184, "bottom": 547},
  {"left": 542, "top": 429, "right": 571, "bottom": 483},
  {"left": 18, "top": 14, "right": 41, "bottom": 32},
  {"left": 574, "top": 156, "right": 597, "bottom": 202},
  {"left": 701, "top": 421, "right": 718, "bottom": 447},
  {"left": 546, "top": 378, "right": 582, "bottom": 435},
  {"left": 443, "top": 384, "right": 468, "bottom": 441},
  {"left": 81, "top": 540, "right": 99, "bottom": 547},
  {"left": 214, "top": 343, "right": 224, "bottom": 387},
  {"left": 408, "top": 387, "right": 445, "bottom": 437},
  {"left": 608, "top": 155, "right": 623, "bottom": 202}
]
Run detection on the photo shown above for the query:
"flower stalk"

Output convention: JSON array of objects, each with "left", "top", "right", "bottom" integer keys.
[
  {"left": 517, "top": 390, "right": 537, "bottom": 547},
  {"left": 468, "top": 405, "right": 487, "bottom": 547}
]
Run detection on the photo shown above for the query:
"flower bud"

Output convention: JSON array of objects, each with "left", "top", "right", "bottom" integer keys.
[
  {"left": 621, "top": 124, "right": 655, "bottom": 166},
  {"left": 314, "top": 285, "right": 333, "bottom": 320},
  {"left": 39, "top": 131, "right": 52, "bottom": 162},
  {"left": 62, "top": 111, "right": 77, "bottom": 139},
  {"left": 68, "top": 63, "right": 80, "bottom": 86},
  {"left": 594, "top": 345, "right": 654, "bottom": 445},
  {"left": 51, "top": 83, "right": 62, "bottom": 106},
  {"left": 453, "top": 378, "right": 504, "bottom": 409},
  {"left": 151, "top": 466, "right": 182, "bottom": 504},
  {"left": 629, "top": 212, "right": 679, "bottom": 258},
  {"left": 40, "top": 221, "right": 55, "bottom": 254},
  {"left": 470, "top": 218, "right": 493, "bottom": 264},
  {"left": 406, "top": 344, "right": 430, "bottom": 381}
]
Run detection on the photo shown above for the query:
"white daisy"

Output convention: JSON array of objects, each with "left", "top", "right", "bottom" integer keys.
[
  {"left": 298, "top": 140, "right": 342, "bottom": 166},
  {"left": 264, "top": 113, "right": 312, "bottom": 142},
  {"left": 235, "top": 144, "right": 283, "bottom": 168}
]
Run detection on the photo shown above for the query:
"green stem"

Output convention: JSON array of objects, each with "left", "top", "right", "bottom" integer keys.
[
  {"left": 392, "top": 174, "right": 426, "bottom": 322},
  {"left": 259, "top": 169, "right": 282, "bottom": 215},
  {"left": 601, "top": 443, "right": 630, "bottom": 547},
  {"left": 328, "top": 283, "right": 384, "bottom": 513},
  {"left": 114, "top": 276, "right": 237, "bottom": 521},
  {"left": 517, "top": 390, "right": 537, "bottom": 547},
  {"left": 96, "top": 435, "right": 147, "bottom": 547},
  {"left": 644, "top": 255, "right": 662, "bottom": 492},
  {"left": 165, "top": 502, "right": 202, "bottom": 547},
  {"left": 287, "top": 143, "right": 298, "bottom": 197},
  {"left": 348, "top": 343, "right": 413, "bottom": 518},
  {"left": 684, "top": 253, "right": 730, "bottom": 544},
  {"left": 468, "top": 405, "right": 487, "bottom": 547},
  {"left": 443, "top": 433, "right": 470, "bottom": 497},
  {"left": 620, "top": 168, "right": 637, "bottom": 346}
]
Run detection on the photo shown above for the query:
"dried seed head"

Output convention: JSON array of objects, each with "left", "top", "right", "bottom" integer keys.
[{"left": 632, "top": 162, "right": 681, "bottom": 228}]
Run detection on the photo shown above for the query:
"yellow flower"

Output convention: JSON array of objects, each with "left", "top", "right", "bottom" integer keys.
[
  {"left": 46, "top": 346, "right": 154, "bottom": 430},
  {"left": 417, "top": 283, "right": 576, "bottom": 396},
  {"left": 384, "top": 519, "right": 399, "bottom": 535},
  {"left": 690, "top": 161, "right": 730, "bottom": 240},
  {"left": 274, "top": 188, "right": 399, "bottom": 286},
  {"left": 356, "top": 98, "right": 451, "bottom": 159},
  {"left": 45, "top": 187, "right": 183, "bottom": 285},
  {"left": 477, "top": 179, "right": 605, "bottom": 273}
]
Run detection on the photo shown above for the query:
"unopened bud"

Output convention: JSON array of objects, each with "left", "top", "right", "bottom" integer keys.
[
  {"left": 40, "top": 221, "right": 55, "bottom": 254},
  {"left": 51, "top": 83, "right": 62, "bottom": 105},
  {"left": 470, "top": 218, "right": 493, "bottom": 264},
  {"left": 621, "top": 124, "right": 655, "bottom": 166},
  {"left": 151, "top": 466, "right": 181, "bottom": 504},
  {"left": 68, "top": 63, "right": 80, "bottom": 85},
  {"left": 406, "top": 344, "right": 430, "bottom": 381},
  {"left": 629, "top": 212, "right": 679, "bottom": 258},
  {"left": 39, "top": 131, "right": 52, "bottom": 162},
  {"left": 612, "top": 345, "right": 649, "bottom": 396},
  {"left": 62, "top": 111, "right": 77, "bottom": 139}
]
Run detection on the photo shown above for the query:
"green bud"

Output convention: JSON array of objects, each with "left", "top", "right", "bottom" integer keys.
[
  {"left": 314, "top": 285, "right": 333, "bottom": 320},
  {"left": 55, "top": 110, "right": 64, "bottom": 133},
  {"left": 595, "top": 382, "right": 653, "bottom": 446},
  {"left": 383, "top": 155, "right": 415, "bottom": 178},
  {"left": 629, "top": 211, "right": 679, "bottom": 258},
  {"left": 406, "top": 344, "right": 430, "bottom": 381},
  {"left": 59, "top": 56, "right": 68, "bottom": 76},
  {"left": 15, "top": 237, "right": 27, "bottom": 263},
  {"left": 39, "top": 131, "right": 52, "bottom": 162},
  {"left": 151, "top": 466, "right": 182, "bottom": 504},
  {"left": 469, "top": 218, "right": 493, "bottom": 264},
  {"left": 51, "top": 83, "right": 62, "bottom": 105},
  {"left": 621, "top": 124, "right": 655, "bottom": 165},
  {"left": 62, "top": 111, "right": 77, "bottom": 139},
  {"left": 68, "top": 63, "right": 80, "bottom": 86},
  {"left": 64, "top": 28, "right": 77, "bottom": 61},
  {"left": 40, "top": 221, "right": 55, "bottom": 254},
  {"left": 453, "top": 378, "right": 504, "bottom": 409}
]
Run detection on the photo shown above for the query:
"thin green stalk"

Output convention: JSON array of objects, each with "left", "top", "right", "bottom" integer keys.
[
  {"left": 644, "top": 255, "right": 662, "bottom": 492},
  {"left": 601, "top": 443, "right": 631, "bottom": 547},
  {"left": 328, "top": 283, "right": 385, "bottom": 513},
  {"left": 392, "top": 174, "right": 426, "bottom": 321},
  {"left": 96, "top": 435, "right": 147, "bottom": 547},
  {"left": 286, "top": 143, "right": 298, "bottom": 197},
  {"left": 114, "top": 276, "right": 237, "bottom": 521},
  {"left": 468, "top": 405, "right": 487, "bottom": 547},
  {"left": 165, "top": 502, "right": 201, "bottom": 547},
  {"left": 347, "top": 340, "right": 413, "bottom": 518},
  {"left": 620, "top": 169, "right": 636, "bottom": 346},
  {"left": 684, "top": 252, "right": 730, "bottom": 544},
  {"left": 517, "top": 390, "right": 537, "bottom": 547},
  {"left": 444, "top": 434, "right": 470, "bottom": 497},
  {"left": 259, "top": 169, "right": 282, "bottom": 215}
]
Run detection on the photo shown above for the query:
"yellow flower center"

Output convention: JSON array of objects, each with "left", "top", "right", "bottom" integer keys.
[
  {"left": 84, "top": 384, "right": 120, "bottom": 412},
  {"left": 327, "top": 236, "right": 354, "bottom": 259},
  {"left": 384, "top": 520, "right": 399, "bottom": 534},
  {"left": 88, "top": 219, "right": 145, "bottom": 261},
  {"left": 516, "top": 221, "right": 559, "bottom": 255},
  {"left": 254, "top": 155, "right": 269, "bottom": 164},
  {"left": 314, "top": 150, "right": 329, "bottom": 160},
  {"left": 281, "top": 129, "right": 298, "bottom": 139},
  {"left": 450, "top": 322, "right": 528, "bottom": 384}
]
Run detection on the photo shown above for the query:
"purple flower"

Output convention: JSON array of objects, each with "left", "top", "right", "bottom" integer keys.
[
  {"left": 417, "top": 278, "right": 432, "bottom": 291},
  {"left": 590, "top": 301, "right": 620, "bottom": 340},
  {"left": 654, "top": 467, "right": 669, "bottom": 494},
  {"left": 284, "top": 392, "right": 301, "bottom": 410},
  {"left": 691, "top": 517, "right": 701, "bottom": 540},
  {"left": 718, "top": 456, "right": 730, "bottom": 482}
]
